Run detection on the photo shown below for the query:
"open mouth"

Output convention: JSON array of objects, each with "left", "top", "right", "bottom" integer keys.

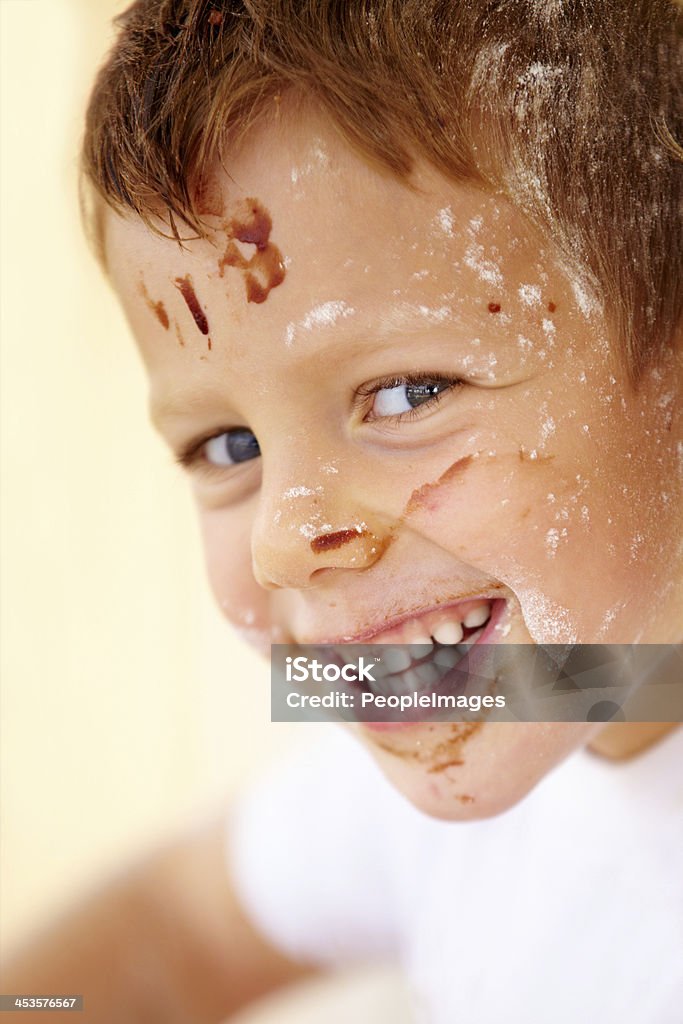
[{"left": 321, "top": 597, "right": 506, "bottom": 700}]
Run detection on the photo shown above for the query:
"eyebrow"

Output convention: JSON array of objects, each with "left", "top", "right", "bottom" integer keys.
[
  {"left": 150, "top": 303, "right": 482, "bottom": 427},
  {"left": 150, "top": 387, "right": 234, "bottom": 430}
]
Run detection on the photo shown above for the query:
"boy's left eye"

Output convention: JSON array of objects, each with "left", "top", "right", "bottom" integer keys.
[{"left": 365, "top": 376, "right": 459, "bottom": 420}]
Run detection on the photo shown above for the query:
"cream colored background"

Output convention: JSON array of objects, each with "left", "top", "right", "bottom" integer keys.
[
  {"left": 0, "top": 0, "right": 298, "bottom": 941},
  {"left": 0, "top": 1, "right": 409, "bottom": 1017}
]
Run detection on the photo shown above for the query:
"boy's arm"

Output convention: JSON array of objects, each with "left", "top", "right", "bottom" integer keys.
[{"left": 1, "top": 820, "right": 314, "bottom": 1023}]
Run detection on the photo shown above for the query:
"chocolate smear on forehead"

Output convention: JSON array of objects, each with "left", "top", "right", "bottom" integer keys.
[
  {"left": 139, "top": 278, "right": 169, "bottom": 330},
  {"left": 547, "top": 301, "right": 557, "bottom": 313},
  {"left": 174, "top": 275, "right": 209, "bottom": 335},
  {"left": 218, "top": 198, "right": 286, "bottom": 304},
  {"left": 311, "top": 528, "right": 368, "bottom": 553},
  {"left": 487, "top": 302, "right": 502, "bottom": 314}
]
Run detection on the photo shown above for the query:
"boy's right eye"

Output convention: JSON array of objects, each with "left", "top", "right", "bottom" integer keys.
[{"left": 203, "top": 428, "right": 261, "bottom": 466}]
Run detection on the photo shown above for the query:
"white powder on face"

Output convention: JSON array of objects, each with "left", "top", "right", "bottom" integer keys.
[
  {"left": 301, "top": 301, "right": 355, "bottom": 331},
  {"left": 299, "top": 520, "right": 322, "bottom": 539},
  {"left": 518, "top": 283, "right": 542, "bottom": 307},
  {"left": 542, "top": 318, "right": 556, "bottom": 341},
  {"left": 320, "top": 462, "right": 339, "bottom": 475},
  {"left": 436, "top": 206, "right": 455, "bottom": 236},
  {"left": 570, "top": 277, "right": 603, "bottom": 318},
  {"left": 417, "top": 304, "right": 452, "bottom": 322},
  {"left": 285, "top": 301, "right": 355, "bottom": 346},
  {"left": 596, "top": 600, "right": 627, "bottom": 639},
  {"left": 464, "top": 241, "right": 503, "bottom": 288},
  {"left": 517, "top": 586, "right": 579, "bottom": 644},
  {"left": 545, "top": 528, "right": 561, "bottom": 556},
  {"left": 282, "top": 485, "right": 319, "bottom": 499},
  {"left": 540, "top": 415, "right": 556, "bottom": 443},
  {"left": 289, "top": 140, "right": 330, "bottom": 185}
]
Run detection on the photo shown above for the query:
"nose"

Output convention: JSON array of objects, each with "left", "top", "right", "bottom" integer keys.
[{"left": 251, "top": 466, "right": 389, "bottom": 590}]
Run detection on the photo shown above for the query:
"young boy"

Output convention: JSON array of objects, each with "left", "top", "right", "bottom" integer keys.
[{"left": 4, "top": 1, "right": 682, "bottom": 1021}]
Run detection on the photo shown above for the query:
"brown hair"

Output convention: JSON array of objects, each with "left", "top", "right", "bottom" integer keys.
[{"left": 82, "top": 0, "right": 682, "bottom": 377}]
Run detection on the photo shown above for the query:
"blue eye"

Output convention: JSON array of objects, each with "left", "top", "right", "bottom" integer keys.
[
  {"left": 204, "top": 429, "right": 260, "bottom": 466},
  {"left": 371, "top": 379, "right": 454, "bottom": 418}
]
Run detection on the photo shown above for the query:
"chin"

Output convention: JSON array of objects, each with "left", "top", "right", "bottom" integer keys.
[{"left": 357, "top": 720, "right": 599, "bottom": 821}]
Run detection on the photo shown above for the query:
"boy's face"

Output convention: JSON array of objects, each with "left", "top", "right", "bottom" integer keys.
[{"left": 107, "top": 111, "right": 682, "bottom": 819}]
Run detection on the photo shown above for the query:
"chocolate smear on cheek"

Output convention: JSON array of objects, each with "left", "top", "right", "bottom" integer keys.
[
  {"left": 218, "top": 199, "right": 286, "bottom": 304},
  {"left": 404, "top": 455, "right": 474, "bottom": 515},
  {"left": 174, "top": 275, "right": 209, "bottom": 335},
  {"left": 139, "top": 279, "right": 169, "bottom": 330}
]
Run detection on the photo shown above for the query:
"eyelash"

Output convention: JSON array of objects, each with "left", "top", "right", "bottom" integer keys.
[
  {"left": 175, "top": 372, "right": 463, "bottom": 470},
  {"left": 357, "top": 372, "right": 463, "bottom": 425},
  {"left": 175, "top": 430, "right": 234, "bottom": 471}
]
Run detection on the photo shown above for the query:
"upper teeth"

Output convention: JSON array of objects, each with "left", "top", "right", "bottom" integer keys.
[
  {"left": 432, "top": 620, "right": 464, "bottom": 645},
  {"left": 375, "top": 599, "right": 492, "bottom": 647},
  {"left": 328, "top": 599, "right": 494, "bottom": 678}
]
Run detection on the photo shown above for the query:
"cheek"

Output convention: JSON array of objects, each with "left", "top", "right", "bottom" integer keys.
[
  {"left": 403, "top": 448, "right": 569, "bottom": 565},
  {"left": 198, "top": 508, "right": 273, "bottom": 639}
]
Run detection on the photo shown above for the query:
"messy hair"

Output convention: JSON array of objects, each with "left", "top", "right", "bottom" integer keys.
[{"left": 82, "top": 0, "right": 683, "bottom": 377}]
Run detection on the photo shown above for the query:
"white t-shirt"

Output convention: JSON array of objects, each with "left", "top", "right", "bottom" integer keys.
[{"left": 229, "top": 726, "right": 683, "bottom": 1024}]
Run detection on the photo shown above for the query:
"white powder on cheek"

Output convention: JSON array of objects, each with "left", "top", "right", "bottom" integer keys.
[
  {"left": 282, "top": 489, "right": 321, "bottom": 501},
  {"left": 517, "top": 586, "right": 579, "bottom": 644},
  {"left": 595, "top": 599, "right": 627, "bottom": 639}
]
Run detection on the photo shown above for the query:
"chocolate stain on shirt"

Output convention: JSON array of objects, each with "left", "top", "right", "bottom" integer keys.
[
  {"left": 174, "top": 275, "right": 209, "bottom": 335},
  {"left": 139, "top": 278, "right": 170, "bottom": 330},
  {"left": 311, "top": 528, "right": 368, "bottom": 554},
  {"left": 405, "top": 455, "right": 474, "bottom": 515},
  {"left": 218, "top": 198, "right": 286, "bottom": 304}
]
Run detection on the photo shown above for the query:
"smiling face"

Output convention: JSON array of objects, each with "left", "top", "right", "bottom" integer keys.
[{"left": 106, "top": 109, "right": 683, "bottom": 820}]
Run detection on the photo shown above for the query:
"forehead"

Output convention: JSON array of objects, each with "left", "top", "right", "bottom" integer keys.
[{"left": 105, "top": 110, "right": 569, "bottom": 400}]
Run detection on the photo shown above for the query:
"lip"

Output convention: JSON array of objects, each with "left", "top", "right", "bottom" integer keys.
[
  {"left": 301, "top": 592, "right": 508, "bottom": 645},
  {"left": 360, "top": 598, "right": 509, "bottom": 732}
]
